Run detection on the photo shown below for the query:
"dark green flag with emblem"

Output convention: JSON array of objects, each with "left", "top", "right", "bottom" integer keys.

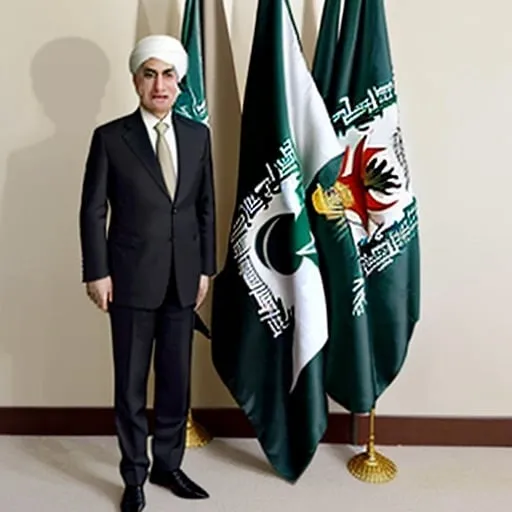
[
  {"left": 174, "top": 0, "right": 208, "bottom": 124},
  {"left": 312, "top": 0, "right": 421, "bottom": 413},
  {"left": 211, "top": 0, "right": 344, "bottom": 481}
]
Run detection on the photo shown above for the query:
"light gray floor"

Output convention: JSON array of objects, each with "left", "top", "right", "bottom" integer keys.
[{"left": 0, "top": 437, "right": 510, "bottom": 511}]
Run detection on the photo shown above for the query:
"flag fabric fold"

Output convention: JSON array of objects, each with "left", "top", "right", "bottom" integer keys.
[
  {"left": 211, "top": 0, "right": 343, "bottom": 481},
  {"left": 311, "top": 0, "right": 342, "bottom": 101},
  {"left": 312, "top": 0, "right": 421, "bottom": 413}
]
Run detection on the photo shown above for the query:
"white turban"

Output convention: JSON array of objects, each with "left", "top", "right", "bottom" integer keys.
[{"left": 129, "top": 35, "right": 188, "bottom": 81}]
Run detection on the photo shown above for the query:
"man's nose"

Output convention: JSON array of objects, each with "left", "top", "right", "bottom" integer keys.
[{"left": 154, "top": 74, "right": 164, "bottom": 91}]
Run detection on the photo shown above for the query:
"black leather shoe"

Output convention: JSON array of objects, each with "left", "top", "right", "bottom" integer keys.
[
  {"left": 149, "top": 468, "right": 209, "bottom": 499},
  {"left": 120, "top": 485, "right": 145, "bottom": 512}
]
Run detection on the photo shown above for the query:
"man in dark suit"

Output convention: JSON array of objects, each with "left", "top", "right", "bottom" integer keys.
[{"left": 79, "top": 35, "right": 216, "bottom": 512}]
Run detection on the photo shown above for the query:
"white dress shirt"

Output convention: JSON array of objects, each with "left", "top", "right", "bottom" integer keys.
[{"left": 139, "top": 107, "right": 178, "bottom": 175}]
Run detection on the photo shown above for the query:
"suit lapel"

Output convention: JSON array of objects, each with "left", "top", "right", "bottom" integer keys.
[
  {"left": 172, "top": 113, "right": 194, "bottom": 203},
  {"left": 122, "top": 110, "right": 171, "bottom": 200}
]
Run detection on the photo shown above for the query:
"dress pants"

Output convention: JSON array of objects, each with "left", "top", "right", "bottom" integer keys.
[{"left": 108, "top": 272, "right": 194, "bottom": 486}]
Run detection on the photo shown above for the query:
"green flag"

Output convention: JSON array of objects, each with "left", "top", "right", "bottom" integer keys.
[
  {"left": 174, "top": 0, "right": 208, "bottom": 124},
  {"left": 311, "top": 0, "right": 342, "bottom": 100},
  {"left": 312, "top": 0, "right": 420, "bottom": 413},
  {"left": 211, "top": 0, "right": 342, "bottom": 481}
]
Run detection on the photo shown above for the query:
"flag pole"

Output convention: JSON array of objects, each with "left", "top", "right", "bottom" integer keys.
[{"left": 347, "top": 407, "right": 397, "bottom": 483}]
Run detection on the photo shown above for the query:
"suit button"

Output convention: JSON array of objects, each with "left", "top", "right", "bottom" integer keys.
[{"left": 172, "top": 207, "right": 177, "bottom": 214}]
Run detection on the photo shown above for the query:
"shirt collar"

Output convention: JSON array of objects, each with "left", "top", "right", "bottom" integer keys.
[{"left": 139, "top": 106, "right": 173, "bottom": 132}]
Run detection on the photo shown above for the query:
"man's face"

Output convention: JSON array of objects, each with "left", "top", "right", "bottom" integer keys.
[{"left": 133, "top": 58, "right": 179, "bottom": 117}]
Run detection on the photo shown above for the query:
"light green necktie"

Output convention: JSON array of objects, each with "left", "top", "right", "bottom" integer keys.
[{"left": 154, "top": 121, "right": 176, "bottom": 199}]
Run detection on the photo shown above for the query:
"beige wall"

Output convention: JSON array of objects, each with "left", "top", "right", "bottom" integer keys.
[{"left": 0, "top": 0, "right": 510, "bottom": 416}]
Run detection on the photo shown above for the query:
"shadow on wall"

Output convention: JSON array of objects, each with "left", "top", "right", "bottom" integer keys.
[
  {"left": 134, "top": 0, "right": 182, "bottom": 41},
  {"left": 135, "top": 0, "right": 151, "bottom": 41},
  {"left": 0, "top": 38, "right": 113, "bottom": 405},
  {"left": 167, "top": 0, "right": 182, "bottom": 38}
]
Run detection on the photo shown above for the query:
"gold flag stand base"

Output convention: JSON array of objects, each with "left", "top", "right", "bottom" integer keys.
[
  {"left": 347, "top": 448, "right": 397, "bottom": 483},
  {"left": 347, "top": 408, "right": 397, "bottom": 484},
  {"left": 185, "top": 410, "right": 212, "bottom": 449}
]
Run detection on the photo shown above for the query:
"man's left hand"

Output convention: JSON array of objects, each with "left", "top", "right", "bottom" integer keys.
[{"left": 195, "top": 275, "right": 210, "bottom": 311}]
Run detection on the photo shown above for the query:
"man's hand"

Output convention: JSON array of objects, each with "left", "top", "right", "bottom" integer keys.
[
  {"left": 86, "top": 276, "right": 113, "bottom": 312},
  {"left": 195, "top": 275, "right": 210, "bottom": 311}
]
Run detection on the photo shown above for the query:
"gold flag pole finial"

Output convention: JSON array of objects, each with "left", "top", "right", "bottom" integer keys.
[
  {"left": 347, "top": 407, "right": 397, "bottom": 483},
  {"left": 186, "top": 409, "right": 212, "bottom": 448}
]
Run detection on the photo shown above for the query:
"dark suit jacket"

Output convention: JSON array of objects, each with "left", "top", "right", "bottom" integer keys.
[{"left": 79, "top": 109, "right": 216, "bottom": 309}]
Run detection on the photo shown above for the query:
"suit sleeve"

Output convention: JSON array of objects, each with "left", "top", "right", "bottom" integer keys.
[
  {"left": 79, "top": 128, "right": 110, "bottom": 282},
  {"left": 196, "top": 128, "right": 217, "bottom": 276}
]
